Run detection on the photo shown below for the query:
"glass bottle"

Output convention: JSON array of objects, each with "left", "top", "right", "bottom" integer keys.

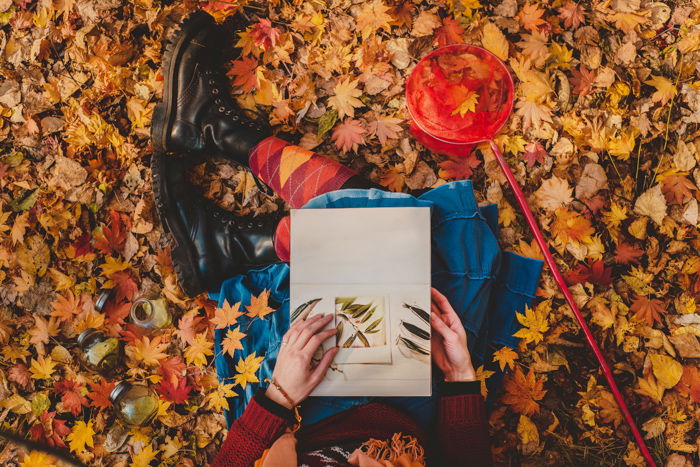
[
  {"left": 109, "top": 382, "right": 159, "bottom": 426},
  {"left": 77, "top": 328, "right": 122, "bottom": 374},
  {"left": 130, "top": 296, "right": 172, "bottom": 331}
]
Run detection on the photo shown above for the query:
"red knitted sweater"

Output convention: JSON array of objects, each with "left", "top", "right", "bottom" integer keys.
[{"left": 212, "top": 382, "right": 492, "bottom": 466}]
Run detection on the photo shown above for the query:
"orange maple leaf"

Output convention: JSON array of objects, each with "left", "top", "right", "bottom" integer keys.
[
  {"left": 378, "top": 165, "right": 406, "bottom": 192},
  {"left": 210, "top": 300, "right": 245, "bottom": 329},
  {"left": 630, "top": 296, "right": 666, "bottom": 326},
  {"left": 502, "top": 367, "right": 547, "bottom": 416},
  {"left": 29, "top": 316, "right": 60, "bottom": 356},
  {"left": 558, "top": 1, "right": 586, "bottom": 29},
  {"left": 157, "top": 356, "right": 187, "bottom": 386},
  {"left": 331, "top": 118, "right": 366, "bottom": 153},
  {"left": 676, "top": 365, "right": 700, "bottom": 403},
  {"left": 246, "top": 290, "right": 275, "bottom": 320},
  {"left": 551, "top": 208, "right": 595, "bottom": 245},
  {"left": 176, "top": 310, "right": 205, "bottom": 345},
  {"left": 518, "top": 3, "right": 547, "bottom": 32},
  {"left": 570, "top": 65, "right": 596, "bottom": 96},
  {"left": 438, "top": 153, "right": 482, "bottom": 180},
  {"left": 221, "top": 326, "right": 247, "bottom": 357},
  {"left": 87, "top": 378, "right": 115, "bottom": 409},
  {"left": 661, "top": 174, "right": 696, "bottom": 205},
  {"left": 434, "top": 16, "right": 464, "bottom": 47},
  {"left": 50, "top": 290, "right": 81, "bottom": 322},
  {"left": 614, "top": 242, "right": 644, "bottom": 265},
  {"left": 227, "top": 56, "right": 259, "bottom": 93},
  {"left": 92, "top": 210, "right": 128, "bottom": 254}
]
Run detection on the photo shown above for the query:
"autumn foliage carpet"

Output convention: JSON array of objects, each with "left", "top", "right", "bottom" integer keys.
[{"left": 1, "top": 0, "right": 700, "bottom": 465}]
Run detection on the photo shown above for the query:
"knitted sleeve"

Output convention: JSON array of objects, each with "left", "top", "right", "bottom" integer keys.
[
  {"left": 437, "top": 381, "right": 492, "bottom": 466},
  {"left": 212, "top": 389, "right": 293, "bottom": 467}
]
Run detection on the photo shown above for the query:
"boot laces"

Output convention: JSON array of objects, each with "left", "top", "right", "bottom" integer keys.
[{"left": 203, "top": 69, "right": 269, "bottom": 132}]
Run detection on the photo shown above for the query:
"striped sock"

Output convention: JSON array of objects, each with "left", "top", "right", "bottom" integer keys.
[{"left": 249, "top": 137, "right": 356, "bottom": 209}]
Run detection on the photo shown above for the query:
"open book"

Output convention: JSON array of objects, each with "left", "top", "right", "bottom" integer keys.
[{"left": 290, "top": 207, "right": 432, "bottom": 397}]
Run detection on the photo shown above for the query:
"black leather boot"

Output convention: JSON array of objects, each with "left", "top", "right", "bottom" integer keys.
[
  {"left": 151, "top": 11, "right": 271, "bottom": 166},
  {"left": 151, "top": 152, "right": 280, "bottom": 296}
]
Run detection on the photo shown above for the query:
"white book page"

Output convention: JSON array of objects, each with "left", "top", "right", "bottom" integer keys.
[{"left": 290, "top": 207, "right": 432, "bottom": 397}]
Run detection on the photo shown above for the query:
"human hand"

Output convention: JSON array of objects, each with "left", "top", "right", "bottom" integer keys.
[
  {"left": 430, "top": 288, "right": 477, "bottom": 382},
  {"left": 266, "top": 314, "right": 339, "bottom": 409}
]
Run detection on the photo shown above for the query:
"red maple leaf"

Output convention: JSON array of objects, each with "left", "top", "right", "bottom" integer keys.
[
  {"left": 158, "top": 356, "right": 187, "bottom": 386},
  {"left": 250, "top": 18, "right": 281, "bottom": 50},
  {"left": 28, "top": 411, "right": 71, "bottom": 448},
  {"left": 71, "top": 234, "right": 94, "bottom": 257},
  {"left": 435, "top": 17, "right": 465, "bottom": 47},
  {"left": 55, "top": 380, "right": 89, "bottom": 416},
  {"left": 570, "top": 65, "right": 596, "bottom": 96},
  {"left": 92, "top": 210, "right": 129, "bottom": 254},
  {"left": 88, "top": 378, "right": 116, "bottom": 409},
  {"left": 104, "top": 299, "right": 131, "bottom": 336},
  {"left": 522, "top": 141, "right": 547, "bottom": 167},
  {"left": 438, "top": 152, "right": 482, "bottom": 180},
  {"left": 614, "top": 242, "right": 644, "bottom": 264},
  {"left": 661, "top": 174, "right": 696, "bottom": 205},
  {"left": 110, "top": 270, "right": 138, "bottom": 302},
  {"left": 120, "top": 322, "right": 149, "bottom": 344},
  {"left": 582, "top": 194, "right": 607, "bottom": 217},
  {"left": 227, "top": 57, "right": 259, "bottom": 93},
  {"left": 156, "top": 376, "right": 193, "bottom": 404},
  {"left": 565, "top": 260, "right": 612, "bottom": 287}
]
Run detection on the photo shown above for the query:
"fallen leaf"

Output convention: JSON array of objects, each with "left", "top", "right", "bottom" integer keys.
[
  {"left": 246, "top": 289, "right": 275, "bottom": 320},
  {"left": 331, "top": 118, "right": 366, "bottom": 153},
  {"left": 502, "top": 367, "right": 547, "bottom": 415}
]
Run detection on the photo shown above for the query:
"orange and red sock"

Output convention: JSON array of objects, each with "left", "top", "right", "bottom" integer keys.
[{"left": 249, "top": 137, "right": 357, "bottom": 261}]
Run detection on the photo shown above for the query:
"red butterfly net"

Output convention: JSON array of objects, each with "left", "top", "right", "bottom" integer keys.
[
  {"left": 406, "top": 45, "right": 513, "bottom": 157},
  {"left": 406, "top": 44, "right": 655, "bottom": 467}
]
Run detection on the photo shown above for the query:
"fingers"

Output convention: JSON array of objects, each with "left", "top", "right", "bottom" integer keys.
[
  {"left": 293, "top": 314, "right": 333, "bottom": 347},
  {"left": 303, "top": 328, "right": 337, "bottom": 355},
  {"left": 285, "top": 313, "right": 324, "bottom": 346},
  {"left": 430, "top": 311, "right": 453, "bottom": 340},
  {"left": 311, "top": 346, "right": 340, "bottom": 383},
  {"left": 431, "top": 287, "right": 460, "bottom": 328}
]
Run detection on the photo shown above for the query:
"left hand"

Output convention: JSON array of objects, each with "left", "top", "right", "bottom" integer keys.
[{"left": 430, "top": 288, "right": 477, "bottom": 382}]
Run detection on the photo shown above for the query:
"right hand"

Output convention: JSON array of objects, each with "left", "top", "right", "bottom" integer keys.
[{"left": 266, "top": 314, "right": 339, "bottom": 409}]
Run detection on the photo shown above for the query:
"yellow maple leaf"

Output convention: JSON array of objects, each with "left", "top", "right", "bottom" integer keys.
[
  {"left": 498, "top": 201, "right": 516, "bottom": 227},
  {"left": 514, "top": 302, "right": 550, "bottom": 345},
  {"left": 20, "top": 451, "right": 57, "bottom": 467},
  {"left": 502, "top": 367, "right": 547, "bottom": 415},
  {"left": 100, "top": 256, "right": 131, "bottom": 277},
  {"left": 205, "top": 382, "right": 237, "bottom": 412},
  {"left": 603, "top": 202, "right": 628, "bottom": 229},
  {"left": 67, "top": 420, "right": 95, "bottom": 454},
  {"left": 481, "top": 22, "right": 508, "bottom": 61},
  {"left": 450, "top": 90, "right": 479, "bottom": 117},
  {"left": 549, "top": 42, "right": 573, "bottom": 69},
  {"left": 460, "top": 0, "right": 482, "bottom": 17},
  {"left": 29, "top": 354, "right": 57, "bottom": 380},
  {"left": 221, "top": 326, "right": 247, "bottom": 357},
  {"left": 328, "top": 78, "right": 364, "bottom": 119},
  {"left": 635, "top": 373, "right": 664, "bottom": 403},
  {"left": 131, "top": 444, "right": 159, "bottom": 467},
  {"left": 126, "top": 335, "right": 168, "bottom": 367},
  {"left": 234, "top": 352, "right": 264, "bottom": 388},
  {"left": 356, "top": 0, "right": 393, "bottom": 39},
  {"left": 607, "top": 129, "right": 637, "bottom": 160},
  {"left": 644, "top": 75, "right": 677, "bottom": 106},
  {"left": 246, "top": 290, "right": 276, "bottom": 320},
  {"left": 649, "top": 354, "right": 682, "bottom": 389},
  {"left": 184, "top": 332, "right": 213, "bottom": 368},
  {"left": 210, "top": 300, "right": 244, "bottom": 329},
  {"left": 493, "top": 346, "right": 519, "bottom": 371},
  {"left": 475, "top": 364, "right": 495, "bottom": 398}
]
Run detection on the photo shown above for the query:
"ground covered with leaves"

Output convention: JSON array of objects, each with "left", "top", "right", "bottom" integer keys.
[{"left": 1, "top": 0, "right": 700, "bottom": 465}]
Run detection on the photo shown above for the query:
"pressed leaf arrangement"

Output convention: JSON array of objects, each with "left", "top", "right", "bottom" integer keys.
[{"left": 335, "top": 297, "right": 386, "bottom": 348}]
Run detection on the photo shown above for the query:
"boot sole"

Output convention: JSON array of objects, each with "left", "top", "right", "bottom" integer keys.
[
  {"left": 151, "top": 152, "right": 205, "bottom": 297},
  {"left": 151, "top": 11, "right": 214, "bottom": 153}
]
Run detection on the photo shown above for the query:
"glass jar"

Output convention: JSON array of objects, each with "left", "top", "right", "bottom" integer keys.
[
  {"left": 94, "top": 289, "right": 115, "bottom": 313},
  {"left": 109, "top": 382, "right": 159, "bottom": 426},
  {"left": 77, "top": 328, "right": 122, "bottom": 374},
  {"left": 130, "top": 296, "right": 172, "bottom": 331}
]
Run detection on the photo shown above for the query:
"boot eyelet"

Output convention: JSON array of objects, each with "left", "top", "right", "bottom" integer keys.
[
  {"left": 218, "top": 106, "right": 225, "bottom": 113},
  {"left": 225, "top": 110, "right": 232, "bottom": 116},
  {"left": 212, "top": 88, "right": 219, "bottom": 94},
  {"left": 232, "top": 115, "right": 239, "bottom": 121},
  {"left": 214, "top": 98, "right": 222, "bottom": 105}
]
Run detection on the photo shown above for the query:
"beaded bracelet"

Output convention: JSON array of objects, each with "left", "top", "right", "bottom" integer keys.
[{"left": 265, "top": 378, "right": 302, "bottom": 432}]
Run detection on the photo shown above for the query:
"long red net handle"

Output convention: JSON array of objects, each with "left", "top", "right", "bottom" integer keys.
[{"left": 488, "top": 141, "right": 655, "bottom": 466}]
